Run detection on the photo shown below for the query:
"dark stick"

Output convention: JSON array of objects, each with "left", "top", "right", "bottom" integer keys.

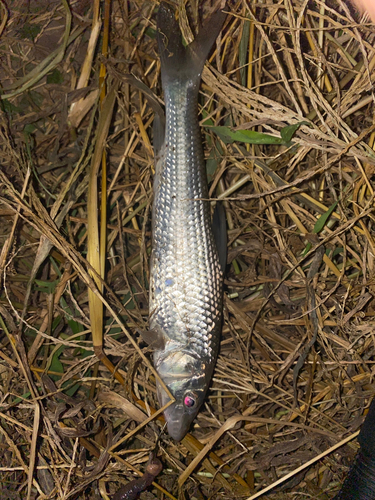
[{"left": 112, "top": 454, "right": 162, "bottom": 500}]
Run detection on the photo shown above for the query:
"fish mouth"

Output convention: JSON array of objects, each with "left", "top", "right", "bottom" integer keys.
[{"left": 164, "top": 404, "right": 190, "bottom": 441}]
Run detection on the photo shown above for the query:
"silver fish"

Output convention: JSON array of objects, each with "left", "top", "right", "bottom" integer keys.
[{"left": 147, "top": 2, "right": 227, "bottom": 441}]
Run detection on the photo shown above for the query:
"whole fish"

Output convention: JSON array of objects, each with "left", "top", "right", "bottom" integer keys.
[{"left": 146, "top": 2, "right": 227, "bottom": 441}]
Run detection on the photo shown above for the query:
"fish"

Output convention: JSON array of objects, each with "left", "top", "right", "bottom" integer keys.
[{"left": 145, "top": 1, "right": 227, "bottom": 441}]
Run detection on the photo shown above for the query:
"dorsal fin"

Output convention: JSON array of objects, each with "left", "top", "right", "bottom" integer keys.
[
  {"left": 213, "top": 201, "right": 227, "bottom": 272},
  {"left": 137, "top": 328, "right": 166, "bottom": 351}
]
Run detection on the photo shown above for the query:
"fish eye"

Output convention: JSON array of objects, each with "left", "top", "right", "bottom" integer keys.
[{"left": 184, "top": 392, "right": 197, "bottom": 408}]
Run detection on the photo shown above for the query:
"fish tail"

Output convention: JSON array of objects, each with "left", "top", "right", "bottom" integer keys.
[{"left": 157, "top": 2, "right": 226, "bottom": 87}]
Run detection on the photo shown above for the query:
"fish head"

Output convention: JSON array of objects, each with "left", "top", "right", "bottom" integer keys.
[{"left": 155, "top": 349, "right": 211, "bottom": 441}]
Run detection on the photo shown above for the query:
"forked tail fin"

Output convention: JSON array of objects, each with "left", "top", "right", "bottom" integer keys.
[{"left": 156, "top": 2, "right": 226, "bottom": 88}]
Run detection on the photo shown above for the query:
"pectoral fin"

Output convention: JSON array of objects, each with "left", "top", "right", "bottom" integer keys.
[{"left": 137, "top": 328, "right": 166, "bottom": 350}]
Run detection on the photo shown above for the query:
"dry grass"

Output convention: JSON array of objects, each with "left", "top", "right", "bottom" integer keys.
[{"left": 1, "top": 0, "right": 375, "bottom": 498}]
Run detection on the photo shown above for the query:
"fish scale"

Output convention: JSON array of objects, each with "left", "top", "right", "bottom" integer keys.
[
  {"left": 147, "top": 2, "right": 226, "bottom": 441},
  {"left": 150, "top": 79, "right": 222, "bottom": 356}
]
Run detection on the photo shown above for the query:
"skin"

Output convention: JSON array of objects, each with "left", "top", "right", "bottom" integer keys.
[{"left": 349, "top": 0, "right": 375, "bottom": 20}]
